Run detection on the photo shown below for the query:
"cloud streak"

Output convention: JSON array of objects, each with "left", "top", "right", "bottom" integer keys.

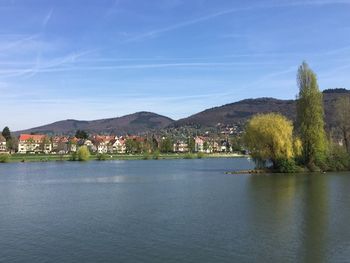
[
  {"left": 125, "top": 0, "right": 350, "bottom": 42},
  {"left": 42, "top": 8, "right": 54, "bottom": 28}
]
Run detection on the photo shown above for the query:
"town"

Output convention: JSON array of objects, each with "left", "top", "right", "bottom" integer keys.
[{"left": 0, "top": 129, "right": 244, "bottom": 156}]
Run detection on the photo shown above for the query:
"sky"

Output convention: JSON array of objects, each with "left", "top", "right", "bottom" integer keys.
[{"left": 1, "top": 0, "right": 350, "bottom": 130}]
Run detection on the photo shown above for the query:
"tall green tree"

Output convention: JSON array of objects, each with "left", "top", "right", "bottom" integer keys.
[
  {"left": 187, "top": 137, "right": 195, "bottom": 153},
  {"left": 125, "top": 139, "right": 141, "bottom": 154},
  {"left": 2, "top": 126, "right": 11, "bottom": 141},
  {"left": 160, "top": 137, "right": 173, "bottom": 153},
  {"left": 296, "top": 62, "right": 327, "bottom": 167}
]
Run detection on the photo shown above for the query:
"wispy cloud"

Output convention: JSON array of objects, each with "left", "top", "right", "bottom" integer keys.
[
  {"left": 42, "top": 8, "right": 54, "bottom": 28},
  {"left": 125, "top": 0, "right": 350, "bottom": 42},
  {"left": 0, "top": 34, "right": 39, "bottom": 52},
  {"left": 0, "top": 49, "right": 95, "bottom": 78}
]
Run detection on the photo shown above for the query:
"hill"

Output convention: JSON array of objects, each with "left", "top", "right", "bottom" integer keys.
[
  {"left": 16, "top": 89, "right": 350, "bottom": 136},
  {"left": 172, "top": 89, "right": 350, "bottom": 131},
  {"left": 16, "top": 112, "right": 174, "bottom": 135},
  {"left": 173, "top": 98, "right": 296, "bottom": 128}
]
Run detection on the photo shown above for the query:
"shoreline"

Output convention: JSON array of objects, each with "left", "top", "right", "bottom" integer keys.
[{"left": 1, "top": 153, "right": 248, "bottom": 163}]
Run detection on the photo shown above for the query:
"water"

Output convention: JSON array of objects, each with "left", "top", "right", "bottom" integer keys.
[{"left": 0, "top": 158, "right": 350, "bottom": 263}]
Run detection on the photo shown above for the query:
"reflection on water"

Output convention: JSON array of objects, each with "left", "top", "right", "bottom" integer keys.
[
  {"left": 248, "top": 174, "right": 334, "bottom": 263},
  {"left": 301, "top": 175, "right": 328, "bottom": 263},
  {"left": 1, "top": 160, "right": 350, "bottom": 263}
]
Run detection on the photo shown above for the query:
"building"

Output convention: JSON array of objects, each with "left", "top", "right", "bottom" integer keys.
[
  {"left": 68, "top": 137, "right": 78, "bottom": 153},
  {"left": 18, "top": 134, "right": 52, "bottom": 154},
  {"left": 0, "top": 135, "right": 7, "bottom": 153},
  {"left": 173, "top": 140, "right": 188, "bottom": 153},
  {"left": 194, "top": 136, "right": 205, "bottom": 152},
  {"left": 92, "top": 135, "right": 114, "bottom": 154},
  {"left": 112, "top": 137, "right": 126, "bottom": 154}
]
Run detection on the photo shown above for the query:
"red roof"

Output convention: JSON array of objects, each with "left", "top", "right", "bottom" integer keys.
[{"left": 19, "top": 134, "right": 46, "bottom": 142}]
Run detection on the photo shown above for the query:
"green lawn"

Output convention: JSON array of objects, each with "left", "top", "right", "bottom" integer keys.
[{"left": 4, "top": 153, "right": 246, "bottom": 163}]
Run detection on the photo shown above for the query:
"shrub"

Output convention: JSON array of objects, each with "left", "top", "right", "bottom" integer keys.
[
  {"left": 97, "top": 153, "right": 107, "bottom": 161},
  {"left": 184, "top": 153, "right": 194, "bottom": 159},
  {"left": 77, "top": 146, "right": 90, "bottom": 161},
  {"left": 69, "top": 152, "right": 77, "bottom": 161},
  {"left": 142, "top": 152, "right": 150, "bottom": 160},
  {"left": 0, "top": 154, "right": 10, "bottom": 163},
  {"left": 324, "top": 144, "right": 350, "bottom": 171},
  {"left": 275, "top": 158, "right": 302, "bottom": 173},
  {"left": 197, "top": 152, "right": 204, "bottom": 159},
  {"left": 152, "top": 150, "right": 160, "bottom": 160}
]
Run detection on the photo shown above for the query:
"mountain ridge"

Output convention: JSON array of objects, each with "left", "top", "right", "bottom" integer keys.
[
  {"left": 16, "top": 89, "right": 350, "bottom": 135},
  {"left": 16, "top": 112, "right": 174, "bottom": 135}
]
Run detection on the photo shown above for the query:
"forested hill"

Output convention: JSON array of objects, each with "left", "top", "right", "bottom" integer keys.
[
  {"left": 16, "top": 89, "right": 350, "bottom": 135},
  {"left": 16, "top": 112, "right": 174, "bottom": 135},
  {"left": 172, "top": 89, "right": 350, "bottom": 130}
]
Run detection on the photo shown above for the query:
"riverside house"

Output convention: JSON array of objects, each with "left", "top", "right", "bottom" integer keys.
[
  {"left": 92, "top": 135, "right": 113, "bottom": 154},
  {"left": 18, "top": 134, "right": 52, "bottom": 154},
  {"left": 194, "top": 136, "right": 205, "bottom": 152},
  {"left": 112, "top": 137, "right": 126, "bottom": 154},
  {"left": 173, "top": 140, "right": 188, "bottom": 153},
  {"left": 0, "top": 135, "right": 7, "bottom": 153}
]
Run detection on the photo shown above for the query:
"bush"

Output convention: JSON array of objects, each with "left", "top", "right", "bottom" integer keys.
[
  {"left": 324, "top": 144, "right": 350, "bottom": 171},
  {"left": 97, "top": 153, "right": 107, "bottom": 161},
  {"left": 197, "top": 152, "right": 204, "bottom": 159},
  {"left": 69, "top": 152, "right": 77, "bottom": 161},
  {"left": 275, "top": 158, "right": 302, "bottom": 173},
  {"left": 0, "top": 154, "right": 10, "bottom": 163},
  {"left": 76, "top": 146, "right": 90, "bottom": 161},
  {"left": 306, "top": 162, "right": 322, "bottom": 172},
  {"left": 152, "top": 150, "right": 160, "bottom": 160},
  {"left": 142, "top": 152, "right": 150, "bottom": 160},
  {"left": 184, "top": 153, "right": 194, "bottom": 159}
]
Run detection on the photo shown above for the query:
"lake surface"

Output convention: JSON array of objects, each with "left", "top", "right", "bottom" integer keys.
[{"left": 1, "top": 158, "right": 350, "bottom": 263}]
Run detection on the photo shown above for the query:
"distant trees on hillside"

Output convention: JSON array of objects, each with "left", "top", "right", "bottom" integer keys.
[
  {"left": 335, "top": 96, "right": 350, "bottom": 153},
  {"left": 75, "top": 130, "right": 89, "bottom": 139}
]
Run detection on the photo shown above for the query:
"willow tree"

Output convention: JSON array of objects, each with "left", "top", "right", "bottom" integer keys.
[
  {"left": 244, "top": 113, "right": 297, "bottom": 169},
  {"left": 296, "top": 62, "right": 327, "bottom": 167}
]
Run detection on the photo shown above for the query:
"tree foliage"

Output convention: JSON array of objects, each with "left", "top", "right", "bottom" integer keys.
[
  {"left": 187, "top": 137, "right": 195, "bottom": 153},
  {"left": 296, "top": 62, "right": 327, "bottom": 167},
  {"left": 125, "top": 139, "right": 141, "bottom": 154},
  {"left": 160, "top": 137, "right": 173, "bottom": 153},
  {"left": 0, "top": 153, "right": 10, "bottom": 163},
  {"left": 77, "top": 146, "right": 90, "bottom": 161},
  {"left": 2, "top": 127, "right": 11, "bottom": 141},
  {"left": 75, "top": 130, "right": 89, "bottom": 139},
  {"left": 335, "top": 96, "right": 350, "bottom": 153},
  {"left": 244, "top": 113, "right": 296, "bottom": 168}
]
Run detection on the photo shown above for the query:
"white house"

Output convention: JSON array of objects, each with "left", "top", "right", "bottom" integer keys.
[
  {"left": 112, "top": 137, "right": 126, "bottom": 154},
  {"left": 18, "top": 134, "right": 52, "bottom": 154},
  {"left": 173, "top": 140, "right": 188, "bottom": 153},
  {"left": 0, "top": 135, "right": 7, "bottom": 153},
  {"left": 194, "top": 136, "right": 205, "bottom": 152}
]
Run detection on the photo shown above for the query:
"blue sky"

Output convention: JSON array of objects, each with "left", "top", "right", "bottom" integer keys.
[{"left": 1, "top": 0, "right": 350, "bottom": 130}]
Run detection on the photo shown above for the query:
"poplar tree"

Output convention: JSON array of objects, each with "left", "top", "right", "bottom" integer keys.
[{"left": 296, "top": 62, "right": 327, "bottom": 167}]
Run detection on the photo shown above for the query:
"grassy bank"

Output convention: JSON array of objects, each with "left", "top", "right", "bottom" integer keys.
[{"left": 3, "top": 153, "right": 247, "bottom": 163}]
